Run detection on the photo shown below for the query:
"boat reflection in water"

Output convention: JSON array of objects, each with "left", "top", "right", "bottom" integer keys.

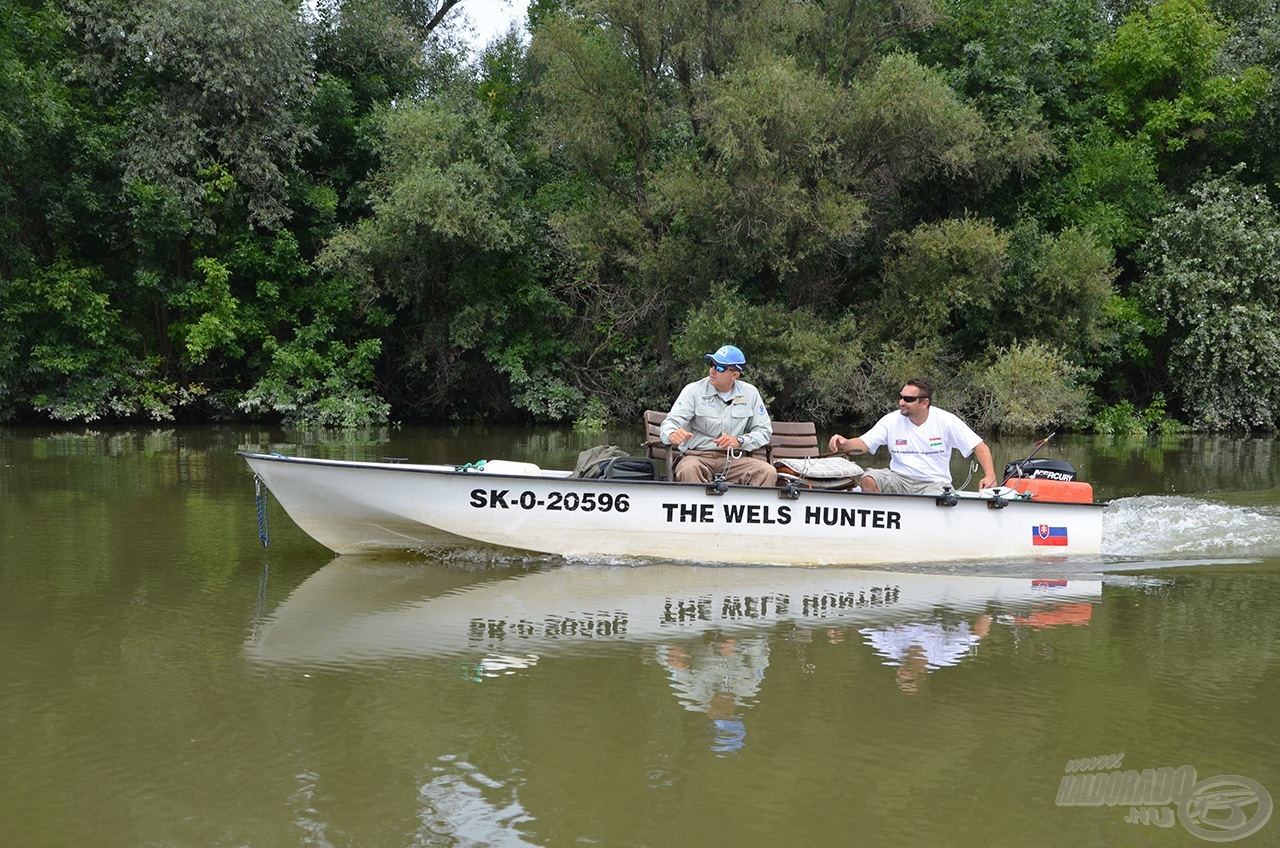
[
  {"left": 247, "top": 557, "right": 1100, "bottom": 669},
  {"left": 248, "top": 557, "right": 1102, "bottom": 754}
]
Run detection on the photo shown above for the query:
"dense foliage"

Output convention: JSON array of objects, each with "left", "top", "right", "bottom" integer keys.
[{"left": 2, "top": 0, "right": 1278, "bottom": 432}]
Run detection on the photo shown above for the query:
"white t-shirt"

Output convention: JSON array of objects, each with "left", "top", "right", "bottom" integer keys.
[
  {"left": 860, "top": 621, "right": 983, "bottom": 669},
  {"left": 860, "top": 406, "right": 983, "bottom": 483}
]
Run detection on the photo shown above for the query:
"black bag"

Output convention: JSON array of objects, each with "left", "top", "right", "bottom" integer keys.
[{"left": 593, "top": 456, "right": 657, "bottom": 480}]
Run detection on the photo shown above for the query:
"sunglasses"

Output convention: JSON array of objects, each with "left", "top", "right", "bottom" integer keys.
[
  {"left": 899, "top": 394, "right": 927, "bottom": 403},
  {"left": 711, "top": 364, "right": 742, "bottom": 373}
]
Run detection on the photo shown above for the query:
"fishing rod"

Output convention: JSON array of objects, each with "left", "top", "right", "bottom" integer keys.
[{"left": 1005, "top": 431, "right": 1057, "bottom": 479}]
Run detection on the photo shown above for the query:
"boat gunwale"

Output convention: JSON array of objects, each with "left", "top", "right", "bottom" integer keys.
[{"left": 236, "top": 451, "right": 1107, "bottom": 508}]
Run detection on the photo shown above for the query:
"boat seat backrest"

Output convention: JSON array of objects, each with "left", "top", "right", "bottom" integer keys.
[{"left": 642, "top": 410, "right": 819, "bottom": 481}]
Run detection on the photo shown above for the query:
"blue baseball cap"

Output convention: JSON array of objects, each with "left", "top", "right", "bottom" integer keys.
[
  {"left": 711, "top": 718, "right": 746, "bottom": 753},
  {"left": 704, "top": 344, "right": 746, "bottom": 371}
]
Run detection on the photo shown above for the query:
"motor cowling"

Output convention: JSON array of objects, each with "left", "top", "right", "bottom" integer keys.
[{"left": 1003, "top": 458, "right": 1078, "bottom": 482}]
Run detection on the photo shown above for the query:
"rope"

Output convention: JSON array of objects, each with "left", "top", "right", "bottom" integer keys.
[
  {"left": 454, "top": 460, "right": 488, "bottom": 472},
  {"left": 254, "top": 475, "right": 271, "bottom": 548},
  {"left": 717, "top": 445, "right": 741, "bottom": 482},
  {"left": 247, "top": 562, "right": 271, "bottom": 642}
]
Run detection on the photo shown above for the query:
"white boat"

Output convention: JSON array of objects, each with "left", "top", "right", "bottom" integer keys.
[
  {"left": 246, "top": 557, "right": 1103, "bottom": 667},
  {"left": 238, "top": 451, "right": 1105, "bottom": 566}
]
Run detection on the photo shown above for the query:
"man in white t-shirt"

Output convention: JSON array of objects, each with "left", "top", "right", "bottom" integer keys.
[
  {"left": 860, "top": 614, "right": 992, "bottom": 694},
  {"left": 827, "top": 377, "right": 996, "bottom": 495}
]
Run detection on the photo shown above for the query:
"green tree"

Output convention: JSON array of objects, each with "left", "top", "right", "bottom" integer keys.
[
  {"left": 906, "top": 0, "right": 1100, "bottom": 221},
  {"left": 874, "top": 217, "right": 1011, "bottom": 353},
  {"left": 527, "top": 0, "right": 987, "bottom": 369},
  {"left": 33, "top": 0, "right": 324, "bottom": 421},
  {"left": 869, "top": 216, "right": 1117, "bottom": 413},
  {"left": 805, "top": 0, "right": 938, "bottom": 86},
  {"left": 14, "top": 0, "right": 442, "bottom": 426},
  {"left": 1140, "top": 170, "right": 1280, "bottom": 429},
  {"left": 527, "top": 0, "right": 698, "bottom": 387},
  {"left": 998, "top": 223, "right": 1118, "bottom": 360},
  {"left": 1097, "top": 0, "right": 1270, "bottom": 159},
  {"left": 967, "top": 341, "right": 1092, "bottom": 433},
  {"left": 672, "top": 284, "right": 867, "bottom": 422},
  {"left": 1, "top": 1, "right": 74, "bottom": 272},
  {"left": 1216, "top": 0, "right": 1280, "bottom": 189},
  {"left": 320, "top": 94, "right": 553, "bottom": 419},
  {"left": 1046, "top": 123, "right": 1165, "bottom": 250},
  {"left": 69, "top": 0, "right": 316, "bottom": 229},
  {"left": 306, "top": 0, "right": 433, "bottom": 229},
  {"left": 691, "top": 56, "right": 873, "bottom": 306},
  {"left": 9, "top": 0, "right": 1280, "bottom": 430},
  {"left": 0, "top": 1, "right": 181, "bottom": 419}
]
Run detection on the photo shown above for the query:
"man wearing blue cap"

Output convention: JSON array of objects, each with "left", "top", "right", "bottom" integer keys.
[{"left": 659, "top": 344, "right": 778, "bottom": 486}]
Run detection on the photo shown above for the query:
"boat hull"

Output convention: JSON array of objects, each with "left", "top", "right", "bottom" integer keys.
[{"left": 239, "top": 452, "right": 1105, "bottom": 566}]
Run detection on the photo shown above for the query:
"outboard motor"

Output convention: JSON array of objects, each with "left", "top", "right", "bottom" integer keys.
[
  {"left": 1002, "top": 457, "right": 1092, "bottom": 503},
  {"left": 1003, "top": 458, "right": 1078, "bottom": 482}
]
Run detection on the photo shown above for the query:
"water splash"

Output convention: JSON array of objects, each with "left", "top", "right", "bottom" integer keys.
[{"left": 1104, "top": 496, "right": 1280, "bottom": 559}]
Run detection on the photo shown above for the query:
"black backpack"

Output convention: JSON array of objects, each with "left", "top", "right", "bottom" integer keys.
[
  {"left": 573, "top": 445, "right": 656, "bottom": 480},
  {"left": 592, "top": 456, "right": 657, "bottom": 480}
]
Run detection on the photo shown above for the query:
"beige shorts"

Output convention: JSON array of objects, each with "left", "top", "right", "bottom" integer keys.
[{"left": 861, "top": 468, "right": 947, "bottom": 496}]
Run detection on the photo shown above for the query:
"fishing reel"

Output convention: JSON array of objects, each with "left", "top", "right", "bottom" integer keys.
[{"left": 706, "top": 444, "right": 738, "bottom": 494}]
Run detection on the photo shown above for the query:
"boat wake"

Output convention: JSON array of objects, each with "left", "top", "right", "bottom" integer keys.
[{"left": 1103, "top": 495, "right": 1280, "bottom": 560}]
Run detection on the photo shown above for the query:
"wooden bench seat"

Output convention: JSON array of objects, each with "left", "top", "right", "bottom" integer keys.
[{"left": 642, "top": 409, "right": 819, "bottom": 481}]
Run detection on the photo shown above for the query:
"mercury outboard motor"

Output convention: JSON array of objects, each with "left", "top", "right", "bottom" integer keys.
[
  {"left": 1001, "top": 432, "right": 1092, "bottom": 502},
  {"left": 1003, "top": 457, "right": 1078, "bottom": 482}
]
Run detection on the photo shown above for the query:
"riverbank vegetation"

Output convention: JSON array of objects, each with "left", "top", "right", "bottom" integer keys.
[{"left": 3, "top": 0, "right": 1278, "bottom": 433}]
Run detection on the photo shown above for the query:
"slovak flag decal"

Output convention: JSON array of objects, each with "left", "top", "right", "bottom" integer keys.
[{"left": 1032, "top": 524, "right": 1068, "bottom": 546}]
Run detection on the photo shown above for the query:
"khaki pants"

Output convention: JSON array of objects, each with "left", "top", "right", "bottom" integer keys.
[{"left": 674, "top": 450, "right": 778, "bottom": 487}]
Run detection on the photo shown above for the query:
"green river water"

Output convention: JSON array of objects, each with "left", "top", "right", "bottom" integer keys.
[{"left": 0, "top": 425, "right": 1277, "bottom": 847}]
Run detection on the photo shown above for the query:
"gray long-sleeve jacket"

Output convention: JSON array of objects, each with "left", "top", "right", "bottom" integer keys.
[{"left": 660, "top": 378, "right": 773, "bottom": 454}]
